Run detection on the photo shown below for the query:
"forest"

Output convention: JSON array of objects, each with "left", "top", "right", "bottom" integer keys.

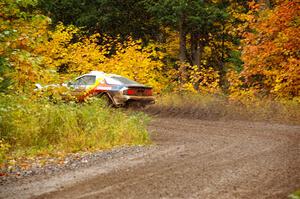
[{"left": 0, "top": 0, "right": 299, "bottom": 167}]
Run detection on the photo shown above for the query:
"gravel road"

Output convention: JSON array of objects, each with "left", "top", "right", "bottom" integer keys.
[{"left": 1, "top": 117, "right": 299, "bottom": 199}]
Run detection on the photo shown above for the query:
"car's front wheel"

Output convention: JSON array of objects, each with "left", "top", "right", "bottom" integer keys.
[{"left": 98, "top": 93, "right": 114, "bottom": 107}]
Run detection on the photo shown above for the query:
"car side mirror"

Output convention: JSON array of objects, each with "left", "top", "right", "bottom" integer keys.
[{"left": 35, "top": 83, "right": 42, "bottom": 89}]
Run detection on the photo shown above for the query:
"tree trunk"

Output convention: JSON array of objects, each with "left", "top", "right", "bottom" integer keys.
[
  {"left": 191, "top": 32, "right": 200, "bottom": 67},
  {"left": 219, "top": 24, "right": 226, "bottom": 91},
  {"left": 178, "top": 13, "right": 188, "bottom": 85},
  {"left": 179, "top": 14, "right": 187, "bottom": 62}
]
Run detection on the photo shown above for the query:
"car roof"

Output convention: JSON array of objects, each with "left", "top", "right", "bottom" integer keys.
[
  {"left": 76, "top": 71, "right": 118, "bottom": 79},
  {"left": 76, "top": 71, "right": 147, "bottom": 87}
]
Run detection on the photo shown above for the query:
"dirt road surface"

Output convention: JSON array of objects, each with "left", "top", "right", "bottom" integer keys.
[{"left": 1, "top": 117, "right": 300, "bottom": 199}]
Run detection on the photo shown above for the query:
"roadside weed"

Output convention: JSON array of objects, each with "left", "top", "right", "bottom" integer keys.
[{"left": 0, "top": 95, "right": 150, "bottom": 167}]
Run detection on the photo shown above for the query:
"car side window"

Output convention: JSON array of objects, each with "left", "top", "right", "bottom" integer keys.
[
  {"left": 84, "top": 75, "right": 96, "bottom": 85},
  {"left": 74, "top": 75, "right": 96, "bottom": 86},
  {"left": 105, "top": 77, "right": 122, "bottom": 85},
  {"left": 73, "top": 77, "right": 84, "bottom": 86}
]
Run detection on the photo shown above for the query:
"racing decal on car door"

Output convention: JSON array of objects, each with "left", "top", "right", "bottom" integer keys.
[
  {"left": 79, "top": 76, "right": 111, "bottom": 101},
  {"left": 96, "top": 85, "right": 112, "bottom": 90}
]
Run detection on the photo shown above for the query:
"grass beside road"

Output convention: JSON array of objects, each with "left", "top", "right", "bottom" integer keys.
[{"left": 0, "top": 94, "right": 150, "bottom": 168}]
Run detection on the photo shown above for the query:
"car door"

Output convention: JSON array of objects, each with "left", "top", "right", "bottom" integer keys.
[{"left": 72, "top": 75, "right": 96, "bottom": 97}]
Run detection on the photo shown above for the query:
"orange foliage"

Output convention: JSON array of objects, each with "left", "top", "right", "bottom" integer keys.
[{"left": 241, "top": 1, "right": 300, "bottom": 99}]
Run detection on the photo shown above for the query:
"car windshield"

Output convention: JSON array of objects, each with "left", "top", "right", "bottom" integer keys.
[
  {"left": 106, "top": 76, "right": 141, "bottom": 85},
  {"left": 73, "top": 75, "right": 96, "bottom": 85}
]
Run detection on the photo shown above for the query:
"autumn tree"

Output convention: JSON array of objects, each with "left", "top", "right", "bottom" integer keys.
[
  {"left": 146, "top": 0, "right": 227, "bottom": 66},
  {"left": 241, "top": 1, "right": 300, "bottom": 98}
]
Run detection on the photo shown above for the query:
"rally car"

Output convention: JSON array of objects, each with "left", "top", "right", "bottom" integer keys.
[{"left": 37, "top": 71, "right": 155, "bottom": 107}]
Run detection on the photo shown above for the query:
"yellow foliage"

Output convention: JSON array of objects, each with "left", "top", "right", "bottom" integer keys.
[
  {"left": 175, "top": 63, "right": 221, "bottom": 94},
  {"left": 2, "top": 0, "right": 169, "bottom": 93},
  {"left": 97, "top": 38, "right": 169, "bottom": 93},
  {"left": 0, "top": 1, "right": 53, "bottom": 90},
  {"left": 37, "top": 26, "right": 169, "bottom": 92},
  {"left": 163, "top": 28, "right": 180, "bottom": 59},
  {"left": 35, "top": 24, "right": 108, "bottom": 81},
  {"left": 227, "top": 70, "right": 259, "bottom": 104}
]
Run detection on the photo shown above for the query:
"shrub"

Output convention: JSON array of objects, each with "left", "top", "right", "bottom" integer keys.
[{"left": 0, "top": 94, "right": 150, "bottom": 166}]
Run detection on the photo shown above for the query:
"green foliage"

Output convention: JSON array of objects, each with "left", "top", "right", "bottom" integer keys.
[
  {"left": 38, "top": 0, "right": 159, "bottom": 40},
  {"left": 0, "top": 57, "right": 13, "bottom": 92},
  {"left": 0, "top": 94, "right": 150, "bottom": 165},
  {"left": 226, "top": 50, "right": 243, "bottom": 72},
  {"left": 289, "top": 190, "right": 300, "bottom": 199}
]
